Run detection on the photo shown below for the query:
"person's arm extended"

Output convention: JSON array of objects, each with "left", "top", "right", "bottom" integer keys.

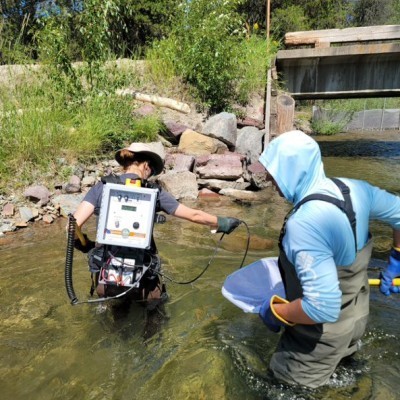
[
  {"left": 73, "top": 200, "right": 95, "bottom": 228},
  {"left": 172, "top": 203, "right": 218, "bottom": 227}
]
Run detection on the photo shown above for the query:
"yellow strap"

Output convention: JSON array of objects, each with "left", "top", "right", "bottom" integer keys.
[
  {"left": 393, "top": 246, "right": 400, "bottom": 253},
  {"left": 75, "top": 226, "right": 87, "bottom": 246},
  {"left": 269, "top": 295, "right": 296, "bottom": 327}
]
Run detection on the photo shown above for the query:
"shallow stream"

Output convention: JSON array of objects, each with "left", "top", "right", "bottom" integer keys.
[{"left": 1, "top": 131, "right": 400, "bottom": 399}]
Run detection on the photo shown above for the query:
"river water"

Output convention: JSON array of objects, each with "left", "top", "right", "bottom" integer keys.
[{"left": 1, "top": 131, "right": 400, "bottom": 400}]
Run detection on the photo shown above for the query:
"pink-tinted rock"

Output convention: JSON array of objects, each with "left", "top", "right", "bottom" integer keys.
[
  {"left": 247, "top": 161, "right": 265, "bottom": 174},
  {"left": 164, "top": 153, "right": 195, "bottom": 172},
  {"left": 24, "top": 185, "right": 50, "bottom": 205},
  {"left": 195, "top": 153, "right": 244, "bottom": 180},
  {"left": 198, "top": 188, "right": 220, "bottom": 199},
  {"left": 43, "top": 214, "right": 54, "bottom": 224},
  {"left": 1, "top": 203, "right": 14, "bottom": 217}
]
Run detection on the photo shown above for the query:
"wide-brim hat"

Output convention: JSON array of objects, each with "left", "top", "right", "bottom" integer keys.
[{"left": 115, "top": 142, "right": 165, "bottom": 175}]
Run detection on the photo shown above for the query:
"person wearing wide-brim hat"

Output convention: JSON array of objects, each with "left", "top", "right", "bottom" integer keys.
[
  {"left": 114, "top": 142, "right": 165, "bottom": 176},
  {"left": 72, "top": 141, "right": 241, "bottom": 307}
]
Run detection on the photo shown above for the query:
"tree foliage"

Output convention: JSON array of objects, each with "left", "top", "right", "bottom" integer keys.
[
  {"left": 270, "top": 0, "right": 353, "bottom": 41},
  {"left": 0, "top": 0, "right": 179, "bottom": 63},
  {"left": 353, "top": 0, "right": 398, "bottom": 26},
  {"left": 238, "top": 0, "right": 266, "bottom": 35},
  {"left": 2, "top": 0, "right": 400, "bottom": 64},
  {"left": 108, "top": 0, "right": 180, "bottom": 56},
  {"left": 271, "top": 5, "right": 310, "bottom": 39}
]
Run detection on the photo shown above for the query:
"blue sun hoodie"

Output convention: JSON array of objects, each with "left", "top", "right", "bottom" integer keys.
[{"left": 259, "top": 130, "right": 400, "bottom": 323}]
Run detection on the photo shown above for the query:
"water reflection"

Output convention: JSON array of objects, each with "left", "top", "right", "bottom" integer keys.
[{"left": 1, "top": 132, "right": 400, "bottom": 399}]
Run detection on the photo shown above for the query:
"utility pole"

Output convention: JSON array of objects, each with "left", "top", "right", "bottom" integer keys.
[{"left": 264, "top": 0, "right": 272, "bottom": 147}]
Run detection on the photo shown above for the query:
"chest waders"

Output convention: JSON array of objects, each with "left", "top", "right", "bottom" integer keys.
[
  {"left": 88, "top": 174, "right": 166, "bottom": 304},
  {"left": 269, "top": 178, "right": 373, "bottom": 388}
]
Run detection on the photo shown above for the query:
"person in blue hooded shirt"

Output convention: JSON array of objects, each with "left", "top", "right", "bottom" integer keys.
[{"left": 257, "top": 130, "right": 400, "bottom": 388}]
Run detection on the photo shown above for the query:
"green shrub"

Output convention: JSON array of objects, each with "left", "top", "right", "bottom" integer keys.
[
  {"left": 236, "top": 36, "right": 278, "bottom": 104},
  {"left": 311, "top": 99, "right": 356, "bottom": 135},
  {"left": 146, "top": 0, "right": 248, "bottom": 112},
  {"left": 311, "top": 118, "right": 345, "bottom": 135},
  {"left": 146, "top": 1, "right": 278, "bottom": 113}
]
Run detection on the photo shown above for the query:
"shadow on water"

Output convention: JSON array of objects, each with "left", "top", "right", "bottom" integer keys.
[
  {"left": 1, "top": 131, "right": 400, "bottom": 399},
  {"left": 319, "top": 140, "right": 400, "bottom": 158}
]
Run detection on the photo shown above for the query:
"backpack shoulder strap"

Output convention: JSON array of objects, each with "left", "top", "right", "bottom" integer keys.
[
  {"left": 281, "top": 178, "right": 357, "bottom": 253},
  {"left": 101, "top": 174, "right": 122, "bottom": 184}
]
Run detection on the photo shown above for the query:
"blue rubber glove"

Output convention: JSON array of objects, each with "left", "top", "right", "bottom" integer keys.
[
  {"left": 380, "top": 247, "right": 400, "bottom": 296},
  {"left": 259, "top": 295, "right": 295, "bottom": 333},
  {"left": 216, "top": 217, "right": 241, "bottom": 234}
]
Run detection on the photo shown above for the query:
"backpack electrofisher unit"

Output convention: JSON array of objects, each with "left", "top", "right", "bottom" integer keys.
[
  {"left": 65, "top": 181, "right": 164, "bottom": 305},
  {"left": 96, "top": 183, "right": 158, "bottom": 249}
]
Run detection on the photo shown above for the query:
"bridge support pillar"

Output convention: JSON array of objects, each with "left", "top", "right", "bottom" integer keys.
[{"left": 277, "top": 94, "right": 295, "bottom": 134}]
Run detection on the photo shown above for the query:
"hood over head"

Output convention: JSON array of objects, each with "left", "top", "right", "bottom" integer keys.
[{"left": 259, "top": 130, "right": 326, "bottom": 204}]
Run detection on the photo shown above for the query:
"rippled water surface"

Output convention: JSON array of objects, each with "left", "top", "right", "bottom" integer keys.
[{"left": 1, "top": 131, "right": 400, "bottom": 400}]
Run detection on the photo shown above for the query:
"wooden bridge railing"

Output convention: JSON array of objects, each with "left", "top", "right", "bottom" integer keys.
[{"left": 284, "top": 25, "right": 400, "bottom": 48}]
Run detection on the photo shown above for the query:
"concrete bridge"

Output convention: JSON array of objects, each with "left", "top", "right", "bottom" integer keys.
[{"left": 274, "top": 25, "right": 400, "bottom": 100}]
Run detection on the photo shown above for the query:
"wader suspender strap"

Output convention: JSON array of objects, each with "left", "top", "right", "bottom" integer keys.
[{"left": 279, "top": 178, "right": 357, "bottom": 253}]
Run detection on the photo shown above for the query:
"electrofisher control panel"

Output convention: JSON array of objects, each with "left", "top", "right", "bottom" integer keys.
[{"left": 96, "top": 183, "right": 158, "bottom": 249}]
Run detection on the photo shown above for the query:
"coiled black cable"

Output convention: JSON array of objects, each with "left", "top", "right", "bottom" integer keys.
[
  {"left": 65, "top": 217, "right": 141, "bottom": 305},
  {"left": 65, "top": 214, "right": 78, "bottom": 304}
]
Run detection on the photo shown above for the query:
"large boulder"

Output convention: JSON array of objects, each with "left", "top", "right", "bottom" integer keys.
[
  {"left": 24, "top": 185, "right": 51, "bottom": 206},
  {"left": 158, "top": 170, "right": 198, "bottom": 200},
  {"left": 247, "top": 161, "right": 271, "bottom": 189},
  {"left": 219, "top": 188, "right": 272, "bottom": 202},
  {"left": 236, "top": 126, "right": 265, "bottom": 164},
  {"left": 197, "top": 178, "right": 250, "bottom": 192},
  {"left": 162, "top": 121, "right": 190, "bottom": 144},
  {"left": 178, "top": 129, "right": 228, "bottom": 155},
  {"left": 202, "top": 112, "right": 237, "bottom": 149},
  {"left": 52, "top": 193, "right": 85, "bottom": 217},
  {"left": 195, "top": 153, "right": 244, "bottom": 180},
  {"left": 164, "top": 153, "right": 195, "bottom": 172}
]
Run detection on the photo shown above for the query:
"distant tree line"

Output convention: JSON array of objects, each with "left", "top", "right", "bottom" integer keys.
[{"left": 1, "top": 0, "right": 399, "bottom": 64}]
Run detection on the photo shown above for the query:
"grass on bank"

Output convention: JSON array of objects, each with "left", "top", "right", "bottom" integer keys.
[
  {"left": 0, "top": 33, "right": 271, "bottom": 196},
  {"left": 0, "top": 65, "right": 163, "bottom": 195},
  {"left": 308, "top": 98, "right": 400, "bottom": 135}
]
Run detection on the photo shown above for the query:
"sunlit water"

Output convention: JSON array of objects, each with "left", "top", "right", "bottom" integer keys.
[{"left": 1, "top": 131, "right": 400, "bottom": 400}]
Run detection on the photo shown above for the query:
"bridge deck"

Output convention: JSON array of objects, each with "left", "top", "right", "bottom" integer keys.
[{"left": 275, "top": 25, "right": 400, "bottom": 99}]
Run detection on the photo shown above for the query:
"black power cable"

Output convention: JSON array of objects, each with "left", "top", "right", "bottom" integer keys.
[
  {"left": 154, "top": 220, "right": 250, "bottom": 285},
  {"left": 66, "top": 217, "right": 251, "bottom": 304}
]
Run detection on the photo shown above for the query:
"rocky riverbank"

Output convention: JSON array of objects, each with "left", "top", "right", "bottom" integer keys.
[{"left": 0, "top": 97, "right": 290, "bottom": 237}]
